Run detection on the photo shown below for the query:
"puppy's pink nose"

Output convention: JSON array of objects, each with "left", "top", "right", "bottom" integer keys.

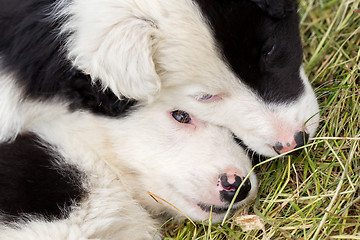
[{"left": 273, "top": 131, "right": 309, "bottom": 154}]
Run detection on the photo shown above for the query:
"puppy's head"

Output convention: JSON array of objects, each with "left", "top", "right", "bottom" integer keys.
[
  {"left": 110, "top": 100, "right": 258, "bottom": 222},
  {"left": 150, "top": 0, "right": 319, "bottom": 157}
]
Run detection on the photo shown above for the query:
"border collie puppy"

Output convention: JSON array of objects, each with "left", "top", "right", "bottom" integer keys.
[{"left": 0, "top": 0, "right": 319, "bottom": 239}]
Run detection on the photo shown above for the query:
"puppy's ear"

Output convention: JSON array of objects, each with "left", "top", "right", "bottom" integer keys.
[
  {"left": 251, "top": 0, "right": 298, "bottom": 18},
  {"left": 66, "top": 9, "right": 160, "bottom": 101}
]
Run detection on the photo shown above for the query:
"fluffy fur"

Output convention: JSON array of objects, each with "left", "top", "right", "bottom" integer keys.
[{"left": 0, "top": 0, "right": 319, "bottom": 239}]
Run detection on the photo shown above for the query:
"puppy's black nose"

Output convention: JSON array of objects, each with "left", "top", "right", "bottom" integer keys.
[
  {"left": 294, "top": 131, "right": 309, "bottom": 148},
  {"left": 219, "top": 173, "right": 251, "bottom": 203}
]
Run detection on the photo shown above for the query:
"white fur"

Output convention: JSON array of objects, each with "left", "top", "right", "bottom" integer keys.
[
  {"left": 0, "top": 69, "right": 257, "bottom": 237},
  {"left": 0, "top": 171, "right": 161, "bottom": 240},
  {"left": 0, "top": 0, "right": 319, "bottom": 238},
  {"left": 57, "top": 0, "right": 226, "bottom": 101},
  {"left": 0, "top": 92, "right": 257, "bottom": 238},
  {"left": 58, "top": 0, "right": 161, "bottom": 101},
  {"left": 0, "top": 73, "right": 24, "bottom": 141}
]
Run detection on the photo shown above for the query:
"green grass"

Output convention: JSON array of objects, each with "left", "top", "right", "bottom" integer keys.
[{"left": 162, "top": 0, "right": 360, "bottom": 239}]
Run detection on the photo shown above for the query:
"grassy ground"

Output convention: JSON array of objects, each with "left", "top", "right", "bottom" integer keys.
[{"left": 163, "top": 0, "right": 360, "bottom": 239}]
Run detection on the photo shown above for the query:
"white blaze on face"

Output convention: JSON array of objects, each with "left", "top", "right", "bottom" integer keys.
[{"left": 109, "top": 101, "right": 258, "bottom": 222}]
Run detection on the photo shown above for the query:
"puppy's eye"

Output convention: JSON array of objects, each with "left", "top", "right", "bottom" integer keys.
[
  {"left": 195, "top": 93, "right": 221, "bottom": 102},
  {"left": 199, "top": 94, "right": 214, "bottom": 100},
  {"left": 171, "top": 110, "right": 192, "bottom": 124},
  {"left": 263, "top": 44, "right": 275, "bottom": 57}
]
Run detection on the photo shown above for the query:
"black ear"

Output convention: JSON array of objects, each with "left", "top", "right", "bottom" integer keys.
[{"left": 251, "top": 0, "right": 298, "bottom": 18}]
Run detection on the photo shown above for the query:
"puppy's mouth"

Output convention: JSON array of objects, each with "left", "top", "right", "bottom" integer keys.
[
  {"left": 179, "top": 193, "right": 235, "bottom": 216},
  {"left": 185, "top": 194, "right": 244, "bottom": 216},
  {"left": 197, "top": 202, "right": 238, "bottom": 214}
]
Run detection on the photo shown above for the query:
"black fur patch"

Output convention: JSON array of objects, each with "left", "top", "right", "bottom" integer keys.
[
  {"left": 0, "top": 0, "right": 136, "bottom": 117},
  {"left": 0, "top": 133, "right": 86, "bottom": 222},
  {"left": 251, "top": 0, "right": 298, "bottom": 18},
  {"left": 233, "top": 135, "right": 266, "bottom": 165},
  {"left": 195, "top": 0, "right": 305, "bottom": 103}
]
